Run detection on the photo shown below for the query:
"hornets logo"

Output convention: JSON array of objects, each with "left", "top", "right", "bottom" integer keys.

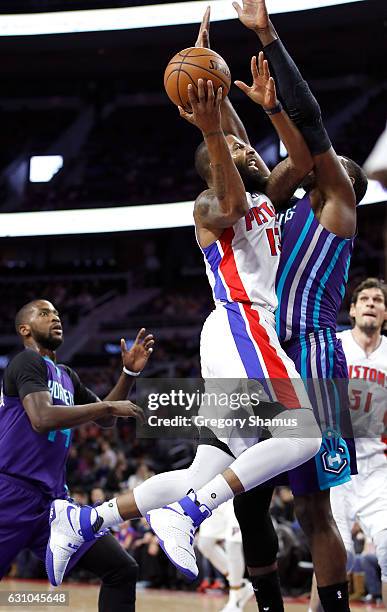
[
  {"left": 320, "top": 429, "right": 349, "bottom": 474},
  {"left": 315, "top": 429, "right": 351, "bottom": 490}
]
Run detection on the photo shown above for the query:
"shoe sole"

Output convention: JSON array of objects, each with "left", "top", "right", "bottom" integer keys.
[
  {"left": 146, "top": 512, "right": 197, "bottom": 582},
  {"left": 45, "top": 501, "right": 58, "bottom": 587}
]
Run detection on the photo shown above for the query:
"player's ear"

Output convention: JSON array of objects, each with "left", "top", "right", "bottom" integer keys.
[
  {"left": 349, "top": 302, "right": 356, "bottom": 319},
  {"left": 18, "top": 323, "right": 31, "bottom": 338}
]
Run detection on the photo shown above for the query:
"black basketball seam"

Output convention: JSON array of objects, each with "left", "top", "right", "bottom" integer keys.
[
  {"left": 176, "top": 63, "right": 185, "bottom": 109},
  {"left": 178, "top": 52, "right": 219, "bottom": 58},
  {"left": 175, "top": 61, "right": 230, "bottom": 89}
]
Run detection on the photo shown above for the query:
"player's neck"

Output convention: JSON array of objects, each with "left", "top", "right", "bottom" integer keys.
[
  {"left": 24, "top": 340, "right": 56, "bottom": 362},
  {"left": 351, "top": 326, "right": 382, "bottom": 356}
]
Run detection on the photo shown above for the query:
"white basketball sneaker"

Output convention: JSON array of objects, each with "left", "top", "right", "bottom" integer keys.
[
  {"left": 220, "top": 579, "right": 254, "bottom": 611},
  {"left": 46, "top": 499, "right": 103, "bottom": 586},
  {"left": 146, "top": 490, "right": 211, "bottom": 581}
]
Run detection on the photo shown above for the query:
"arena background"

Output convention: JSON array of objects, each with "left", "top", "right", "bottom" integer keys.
[{"left": 0, "top": 0, "right": 386, "bottom": 604}]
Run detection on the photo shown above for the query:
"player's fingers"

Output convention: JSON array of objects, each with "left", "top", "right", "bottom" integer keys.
[
  {"left": 178, "top": 105, "right": 190, "bottom": 118},
  {"left": 203, "top": 5, "right": 210, "bottom": 30},
  {"left": 134, "top": 328, "right": 146, "bottom": 344},
  {"left": 187, "top": 84, "right": 199, "bottom": 108},
  {"left": 258, "top": 51, "right": 264, "bottom": 76},
  {"left": 197, "top": 78, "right": 206, "bottom": 102},
  {"left": 232, "top": 1, "right": 242, "bottom": 18},
  {"left": 216, "top": 86, "right": 223, "bottom": 105},
  {"left": 120, "top": 338, "right": 127, "bottom": 352},
  {"left": 144, "top": 339, "right": 155, "bottom": 350},
  {"left": 268, "top": 76, "right": 276, "bottom": 96},
  {"left": 143, "top": 334, "right": 154, "bottom": 344},
  {"left": 206, "top": 79, "right": 215, "bottom": 103},
  {"left": 263, "top": 58, "right": 270, "bottom": 80},
  {"left": 202, "top": 29, "right": 210, "bottom": 48},
  {"left": 234, "top": 80, "right": 250, "bottom": 95},
  {"left": 251, "top": 55, "right": 259, "bottom": 80}
]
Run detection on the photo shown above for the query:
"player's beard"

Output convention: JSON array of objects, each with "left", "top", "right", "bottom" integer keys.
[
  {"left": 33, "top": 330, "right": 63, "bottom": 350},
  {"left": 238, "top": 165, "right": 268, "bottom": 194}
]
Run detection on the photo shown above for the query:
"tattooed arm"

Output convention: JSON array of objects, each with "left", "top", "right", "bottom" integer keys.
[{"left": 178, "top": 79, "right": 248, "bottom": 245}]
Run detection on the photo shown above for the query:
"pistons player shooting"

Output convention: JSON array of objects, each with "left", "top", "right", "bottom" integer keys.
[{"left": 45, "top": 42, "right": 323, "bottom": 588}]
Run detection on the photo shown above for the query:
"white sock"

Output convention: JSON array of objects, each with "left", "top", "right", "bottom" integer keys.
[
  {"left": 196, "top": 474, "right": 233, "bottom": 511},
  {"left": 96, "top": 498, "right": 123, "bottom": 528},
  {"left": 133, "top": 444, "right": 233, "bottom": 516}
]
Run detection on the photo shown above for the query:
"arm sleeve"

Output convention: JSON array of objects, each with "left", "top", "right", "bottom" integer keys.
[
  {"left": 61, "top": 365, "right": 100, "bottom": 405},
  {"left": 3, "top": 350, "right": 49, "bottom": 399}
]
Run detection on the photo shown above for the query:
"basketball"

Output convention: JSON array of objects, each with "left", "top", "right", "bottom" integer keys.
[{"left": 164, "top": 47, "right": 231, "bottom": 110}]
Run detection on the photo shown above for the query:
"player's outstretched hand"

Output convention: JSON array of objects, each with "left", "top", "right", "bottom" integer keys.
[
  {"left": 235, "top": 52, "right": 277, "bottom": 109},
  {"left": 178, "top": 79, "right": 222, "bottom": 134},
  {"left": 121, "top": 328, "right": 154, "bottom": 374},
  {"left": 195, "top": 5, "right": 211, "bottom": 48},
  {"left": 232, "top": 0, "right": 269, "bottom": 32},
  {"left": 108, "top": 400, "right": 145, "bottom": 423}
]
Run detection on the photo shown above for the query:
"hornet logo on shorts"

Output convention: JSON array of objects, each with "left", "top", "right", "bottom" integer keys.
[{"left": 320, "top": 429, "right": 349, "bottom": 474}]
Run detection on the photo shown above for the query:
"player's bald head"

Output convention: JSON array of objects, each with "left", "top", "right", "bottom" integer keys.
[{"left": 15, "top": 299, "right": 51, "bottom": 335}]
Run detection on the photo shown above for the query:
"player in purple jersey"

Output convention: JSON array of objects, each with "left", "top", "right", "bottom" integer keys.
[
  {"left": 228, "top": 1, "right": 368, "bottom": 611},
  {"left": 0, "top": 299, "right": 153, "bottom": 611}
]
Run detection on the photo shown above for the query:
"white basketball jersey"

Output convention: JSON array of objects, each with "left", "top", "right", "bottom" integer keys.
[
  {"left": 199, "top": 192, "right": 280, "bottom": 312},
  {"left": 338, "top": 329, "right": 387, "bottom": 463}
]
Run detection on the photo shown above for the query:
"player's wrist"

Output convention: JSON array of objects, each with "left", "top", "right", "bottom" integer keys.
[
  {"left": 123, "top": 366, "right": 142, "bottom": 377},
  {"left": 263, "top": 101, "right": 282, "bottom": 115},
  {"left": 203, "top": 129, "right": 223, "bottom": 139}
]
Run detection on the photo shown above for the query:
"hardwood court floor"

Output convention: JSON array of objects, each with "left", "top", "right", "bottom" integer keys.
[{"left": 0, "top": 580, "right": 382, "bottom": 612}]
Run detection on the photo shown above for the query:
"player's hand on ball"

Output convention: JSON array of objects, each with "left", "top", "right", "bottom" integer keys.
[
  {"left": 178, "top": 79, "right": 223, "bottom": 134},
  {"left": 108, "top": 400, "right": 145, "bottom": 423},
  {"left": 195, "top": 5, "right": 211, "bottom": 48},
  {"left": 232, "top": 0, "right": 269, "bottom": 31},
  {"left": 121, "top": 328, "right": 154, "bottom": 374},
  {"left": 235, "top": 52, "right": 278, "bottom": 109}
]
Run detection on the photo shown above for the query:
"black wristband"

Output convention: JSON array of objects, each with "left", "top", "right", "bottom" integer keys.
[{"left": 264, "top": 102, "right": 282, "bottom": 116}]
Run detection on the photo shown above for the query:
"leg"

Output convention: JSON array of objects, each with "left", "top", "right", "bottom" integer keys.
[
  {"left": 197, "top": 536, "right": 228, "bottom": 576},
  {"left": 294, "top": 490, "right": 350, "bottom": 611},
  {"left": 76, "top": 534, "right": 138, "bottom": 612},
  {"left": 373, "top": 529, "right": 387, "bottom": 608},
  {"left": 234, "top": 485, "right": 284, "bottom": 612}
]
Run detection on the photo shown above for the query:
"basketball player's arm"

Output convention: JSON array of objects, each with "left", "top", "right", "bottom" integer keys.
[
  {"left": 6, "top": 351, "right": 144, "bottom": 432},
  {"left": 312, "top": 149, "right": 356, "bottom": 237},
  {"left": 264, "top": 110, "right": 313, "bottom": 208},
  {"left": 235, "top": 53, "right": 312, "bottom": 208},
  {"left": 195, "top": 5, "right": 269, "bottom": 173},
  {"left": 180, "top": 80, "right": 248, "bottom": 228}
]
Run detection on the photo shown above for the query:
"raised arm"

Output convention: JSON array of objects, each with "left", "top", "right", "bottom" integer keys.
[
  {"left": 233, "top": 0, "right": 357, "bottom": 232},
  {"left": 178, "top": 79, "right": 248, "bottom": 240},
  {"left": 235, "top": 53, "right": 313, "bottom": 208},
  {"left": 195, "top": 5, "right": 269, "bottom": 176}
]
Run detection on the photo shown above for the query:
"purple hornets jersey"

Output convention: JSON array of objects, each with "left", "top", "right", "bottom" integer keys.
[
  {"left": 276, "top": 195, "right": 353, "bottom": 345},
  {"left": 0, "top": 350, "right": 95, "bottom": 498}
]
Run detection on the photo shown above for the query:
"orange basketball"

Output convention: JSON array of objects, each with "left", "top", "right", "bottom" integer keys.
[{"left": 164, "top": 47, "right": 231, "bottom": 110}]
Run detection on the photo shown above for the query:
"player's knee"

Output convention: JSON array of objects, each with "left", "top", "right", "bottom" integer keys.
[
  {"left": 294, "top": 491, "right": 332, "bottom": 536},
  {"left": 102, "top": 553, "right": 138, "bottom": 587},
  {"left": 374, "top": 529, "right": 387, "bottom": 581}
]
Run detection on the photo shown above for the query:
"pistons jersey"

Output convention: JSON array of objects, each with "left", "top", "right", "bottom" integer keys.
[
  {"left": 337, "top": 329, "right": 387, "bottom": 464},
  {"left": 200, "top": 192, "right": 280, "bottom": 312}
]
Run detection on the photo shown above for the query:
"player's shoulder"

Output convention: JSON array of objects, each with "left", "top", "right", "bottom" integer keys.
[
  {"left": 336, "top": 328, "right": 352, "bottom": 340},
  {"left": 379, "top": 334, "right": 387, "bottom": 353},
  {"left": 8, "top": 348, "right": 45, "bottom": 370}
]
